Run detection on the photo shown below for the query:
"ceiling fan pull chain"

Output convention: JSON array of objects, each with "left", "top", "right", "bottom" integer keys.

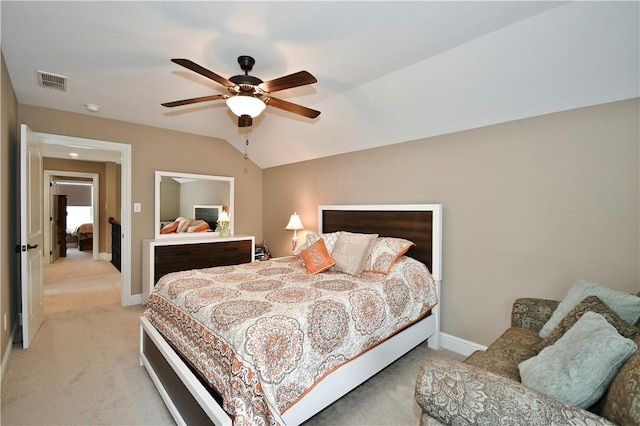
[{"left": 244, "top": 134, "right": 250, "bottom": 160}]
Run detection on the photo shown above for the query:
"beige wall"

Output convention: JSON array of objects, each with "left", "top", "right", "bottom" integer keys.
[
  {"left": 17, "top": 105, "right": 263, "bottom": 298},
  {"left": 1, "top": 52, "right": 19, "bottom": 375},
  {"left": 263, "top": 98, "right": 640, "bottom": 346}
]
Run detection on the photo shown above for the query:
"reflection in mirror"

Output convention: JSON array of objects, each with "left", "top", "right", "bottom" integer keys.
[{"left": 154, "top": 171, "right": 234, "bottom": 239}]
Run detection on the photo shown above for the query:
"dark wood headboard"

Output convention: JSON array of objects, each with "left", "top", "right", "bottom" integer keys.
[{"left": 319, "top": 205, "right": 442, "bottom": 279}]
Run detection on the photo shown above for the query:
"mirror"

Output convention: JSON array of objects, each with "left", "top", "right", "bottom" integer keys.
[{"left": 154, "top": 171, "right": 234, "bottom": 239}]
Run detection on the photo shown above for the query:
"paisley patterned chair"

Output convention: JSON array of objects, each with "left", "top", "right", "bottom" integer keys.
[{"left": 415, "top": 297, "right": 640, "bottom": 426}]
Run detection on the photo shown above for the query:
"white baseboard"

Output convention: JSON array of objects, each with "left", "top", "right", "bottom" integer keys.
[
  {"left": 99, "top": 252, "right": 112, "bottom": 261},
  {"left": 1, "top": 323, "right": 18, "bottom": 388},
  {"left": 439, "top": 332, "right": 487, "bottom": 357},
  {"left": 126, "top": 293, "right": 143, "bottom": 306}
]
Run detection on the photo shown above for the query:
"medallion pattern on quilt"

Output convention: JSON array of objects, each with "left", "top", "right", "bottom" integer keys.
[
  {"left": 349, "top": 288, "right": 386, "bottom": 335},
  {"left": 210, "top": 300, "right": 272, "bottom": 331},
  {"left": 183, "top": 286, "right": 239, "bottom": 313},
  {"left": 240, "top": 278, "right": 284, "bottom": 292},
  {"left": 246, "top": 315, "right": 304, "bottom": 384},
  {"left": 308, "top": 300, "right": 349, "bottom": 353},
  {"left": 266, "top": 287, "right": 321, "bottom": 303},
  {"left": 313, "top": 278, "right": 357, "bottom": 292}
]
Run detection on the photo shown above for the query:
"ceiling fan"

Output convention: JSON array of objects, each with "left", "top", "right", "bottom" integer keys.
[{"left": 162, "top": 55, "right": 320, "bottom": 127}]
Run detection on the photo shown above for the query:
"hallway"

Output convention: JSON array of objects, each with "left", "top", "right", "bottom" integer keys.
[
  {"left": 43, "top": 248, "right": 118, "bottom": 295},
  {"left": 1, "top": 248, "right": 174, "bottom": 425}
]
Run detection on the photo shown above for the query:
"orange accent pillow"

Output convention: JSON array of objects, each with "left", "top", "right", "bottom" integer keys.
[
  {"left": 191, "top": 222, "right": 210, "bottom": 232},
  {"left": 160, "top": 221, "right": 178, "bottom": 234},
  {"left": 188, "top": 220, "right": 211, "bottom": 233},
  {"left": 298, "top": 238, "right": 336, "bottom": 275}
]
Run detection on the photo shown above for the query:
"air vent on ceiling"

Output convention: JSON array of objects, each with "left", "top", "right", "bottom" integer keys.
[{"left": 37, "top": 71, "right": 68, "bottom": 92}]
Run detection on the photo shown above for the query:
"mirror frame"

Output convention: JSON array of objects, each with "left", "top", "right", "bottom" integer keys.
[{"left": 154, "top": 170, "right": 234, "bottom": 239}]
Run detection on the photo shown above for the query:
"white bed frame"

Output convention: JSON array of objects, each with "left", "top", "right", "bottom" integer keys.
[{"left": 140, "top": 203, "right": 443, "bottom": 425}]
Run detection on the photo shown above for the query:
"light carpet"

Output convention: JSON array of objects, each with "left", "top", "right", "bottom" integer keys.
[{"left": 2, "top": 249, "right": 462, "bottom": 425}]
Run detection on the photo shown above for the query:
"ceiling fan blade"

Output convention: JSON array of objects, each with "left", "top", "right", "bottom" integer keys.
[
  {"left": 264, "top": 97, "right": 320, "bottom": 119},
  {"left": 238, "top": 115, "right": 253, "bottom": 128},
  {"left": 259, "top": 71, "right": 317, "bottom": 93},
  {"left": 171, "top": 58, "right": 235, "bottom": 87},
  {"left": 161, "top": 94, "right": 227, "bottom": 108}
]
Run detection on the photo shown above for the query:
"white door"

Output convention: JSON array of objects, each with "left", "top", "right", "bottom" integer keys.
[{"left": 20, "top": 124, "right": 45, "bottom": 349}]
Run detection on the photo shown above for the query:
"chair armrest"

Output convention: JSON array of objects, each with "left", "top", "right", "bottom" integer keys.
[
  {"left": 511, "top": 297, "right": 559, "bottom": 331},
  {"left": 415, "top": 357, "right": 614, "bottom": 426}
]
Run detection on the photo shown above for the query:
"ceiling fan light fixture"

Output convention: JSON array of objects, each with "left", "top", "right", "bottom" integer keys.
[{"left": 226, "top": 95, "right": 266, "bottom": 118}]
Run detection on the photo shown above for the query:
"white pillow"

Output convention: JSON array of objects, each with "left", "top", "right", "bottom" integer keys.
[
  {"left": 294, "top": 232, "right": 340, "bottom": 255},
  {"left": 539, "top": 279, "right": 640, "bottom": 339},
  {"left": 520, "top": 311, "right": 637, "bottom": 408}
]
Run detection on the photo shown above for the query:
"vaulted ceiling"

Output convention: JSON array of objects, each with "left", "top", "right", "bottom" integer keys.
[{"left": 2, "top": 1, "right": 638, "bottom": 168}]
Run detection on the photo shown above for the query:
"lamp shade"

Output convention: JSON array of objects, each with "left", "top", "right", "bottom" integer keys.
[
  {"left": 218, "top": 210, "right": 230, "bottom": 222},
  {"left": 285, "top": 213, "right": 304, "bottom": 231},
  {"left": 226, "top": 95, "right": 266, "bottom": 118}
]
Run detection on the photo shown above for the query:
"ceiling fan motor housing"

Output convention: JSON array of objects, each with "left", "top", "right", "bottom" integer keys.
[
  {"left": 230, "top": 55, "right": 263, "bottom": 88},
  {"left": 237, "top": 55, "right": 255, "bottom": 72},
  {"left": 229, "top": 75, "right": 263, "bottom": 86}
]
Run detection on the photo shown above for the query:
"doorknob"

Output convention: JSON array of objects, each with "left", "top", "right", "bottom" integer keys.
[{"left": 15, "top": 244, "right": 39, "bottom": 252}]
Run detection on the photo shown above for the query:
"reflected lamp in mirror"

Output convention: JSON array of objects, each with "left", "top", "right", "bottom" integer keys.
[
  {"left": 216, "top": 210, "right": 231, "bottom": 237},
  {"left": 285, "top": 212, "right": 305, "bottom": 251}
]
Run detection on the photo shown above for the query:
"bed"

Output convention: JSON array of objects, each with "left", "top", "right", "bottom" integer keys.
[
  {"left": 140, "top": 204, "right": 443, "bottom": 425},
  {"left": 73, "top": 223, "right": 93, "bottom": 251}
]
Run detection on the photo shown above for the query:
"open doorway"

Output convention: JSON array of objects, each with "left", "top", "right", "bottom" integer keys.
[
  {"left": 44, "top": 171, "right": 100, "bottom": 264},
  {"left": 34, "top": 131, "right": 134, "bottom": 307},
  {"left": 41, "top": 170, "right": 114, "bottom": 299}
]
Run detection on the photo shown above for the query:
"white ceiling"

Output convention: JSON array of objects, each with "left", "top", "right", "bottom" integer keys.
[{"left": 2, "top": 1, "right": 638, "bottom": 168}]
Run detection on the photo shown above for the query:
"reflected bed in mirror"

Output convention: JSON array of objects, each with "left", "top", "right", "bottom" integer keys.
[
  {"left": 154, "top": 171, "right": 234, "bottom": 239},
  {"left": 193, "top": 205, "right": 222, "bottom": 231}
]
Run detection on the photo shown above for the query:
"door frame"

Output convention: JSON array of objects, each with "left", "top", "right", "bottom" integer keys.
[
  {"left": 43, "top": 171, "right": 100, "bottom": 264},
  {"left": 35, "top": 132, "right": 135, "bottom": 306}
]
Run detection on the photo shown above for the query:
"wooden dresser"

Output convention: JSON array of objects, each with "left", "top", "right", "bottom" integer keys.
[
  {"left": 142, "top": 235, "right": 255, "bottom": 303},
  {"left": 109, "top": 217, "right": 121, "bottom": 271},
  {"left": 54, "top": 194, "right": 67, "bottom": 258}
]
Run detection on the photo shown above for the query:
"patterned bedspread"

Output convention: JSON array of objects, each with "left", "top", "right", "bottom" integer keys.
[{"left": 144, "top": 255, "right": 438, "bottom": 425}]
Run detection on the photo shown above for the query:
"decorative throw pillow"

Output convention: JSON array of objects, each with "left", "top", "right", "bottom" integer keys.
[
  {"left": 176, "top": 217, "right": 191, "bottom": 233},
  {"left": 364, "top": 237, "right": 415, "bottom": 274},
  {"left": 536, "top": 295, "right": 640, "bottom": 351},
  {"left": 539, "top": 279, "right": 640, "bottom": 339},
  {"left": 294, "top": 232, "right": 341, "bottom": 255},
  {"left": 331, "top": 231, "right": 378, "bottom": 276},
  {"left": 187, "top": 220, "right": 210, "bottom": 233},
  {"left": 519, "top": 311, "right": 638, "bottom": 409},
  {"left": 160, "top": 220, "right": 179, "bottom": 234},
  {"left": 298, "top": 238, "right": 336, "bottom": 275},
  {"left": 603, "top": 336, "right": 640, "bottom": 425}
]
